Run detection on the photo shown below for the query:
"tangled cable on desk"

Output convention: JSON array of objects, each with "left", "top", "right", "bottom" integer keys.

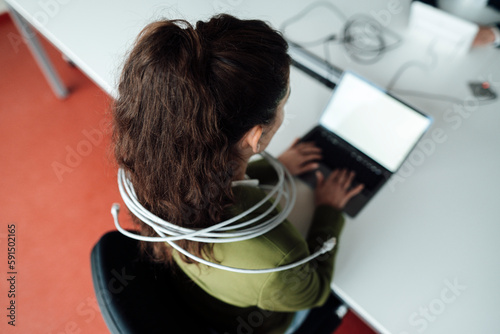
[{"left": 280, "top": 2, "right": 402, "bottom": 65}]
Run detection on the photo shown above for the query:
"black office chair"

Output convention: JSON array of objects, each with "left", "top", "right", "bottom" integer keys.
[
  {"left": 90, "top": 230, "right": 214, "bottom": 334},
  {"left": 90, "top": 231, "right": 345, "bottom": 334},
  {"left": 293, "top": 294, "right": 344, "bottom": 334}
]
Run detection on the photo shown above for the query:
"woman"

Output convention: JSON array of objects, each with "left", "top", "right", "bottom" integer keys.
[{"left": 113, "top": 14, "right": 362, "bottom": 334}]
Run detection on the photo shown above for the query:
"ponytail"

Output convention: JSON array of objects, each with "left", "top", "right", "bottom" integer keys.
[{"left": 112, "top": 14, "right": 290, "bottom": 265}]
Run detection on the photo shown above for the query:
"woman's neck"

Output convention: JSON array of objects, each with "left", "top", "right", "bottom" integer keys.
[{"left": 233, "top": 149, "right": 253, "bottom": 181}]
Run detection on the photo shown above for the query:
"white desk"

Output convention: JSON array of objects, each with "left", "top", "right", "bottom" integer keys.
[{"left": 7, "top": 0, "right": 500, "bottom": 333}]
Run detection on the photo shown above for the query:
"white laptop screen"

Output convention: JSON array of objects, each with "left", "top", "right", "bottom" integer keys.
[{"left": 319, "top": 72, "right": 431, "bottom": 173}]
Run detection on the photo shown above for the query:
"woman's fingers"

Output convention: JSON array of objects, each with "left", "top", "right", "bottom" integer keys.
[
  {"left": 296, "top": 152, "right": 322, "bottom": 165},
  {"left": 290, "top": 137, "right": 301, "bottom": 147},
  {"left": 346, "top": 183, "right": 364, "bottom": 200},
  {"left": 327, "top": 169, "right": 340, "bottom": 183},
  {"left": 292, "top": 141, "right": 322, "bottom": 171},
  {"left": 329, "top": 169, "right": 362, "bottom": 192},
  {"left": 297, "top": 161, "right": 320, "bottom": 174},
  {"left": 342, "top": 171, "right": 356, "bottom": 190},
  {"left": 315, "top": 170, "right": 325, "bottom": 187},
  {"left": 296, "top": 142, "right": 322, "bottom": 154},
  {"left": 337, "top": 169, "right": 348, "bottom": 185},
  {"left": 315, "top": 168, "right": 365, "bottom": 209}
]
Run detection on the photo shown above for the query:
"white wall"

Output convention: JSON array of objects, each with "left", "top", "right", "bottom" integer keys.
[{"left": 0, "top": 0, "right": 7, "bottom": 14}]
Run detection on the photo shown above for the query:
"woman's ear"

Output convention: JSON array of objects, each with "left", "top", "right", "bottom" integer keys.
[{"left": 241, "top": 125, "right": 263, "bottom": 153}]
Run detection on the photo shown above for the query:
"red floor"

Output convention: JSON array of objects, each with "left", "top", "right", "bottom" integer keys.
[{"left": 0, "top": 13, "right": 376, "bottom": 334}]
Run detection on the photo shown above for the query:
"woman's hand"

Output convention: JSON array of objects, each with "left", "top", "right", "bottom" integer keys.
[
  {"left": 472, "top": 26, "right": 496, "bottom": 47},
  {"left": 315, "top": 169, "right": 364, "bottom": 210},
  {"left": 278, "top": 138, "right": 322, "bottom": 176}
]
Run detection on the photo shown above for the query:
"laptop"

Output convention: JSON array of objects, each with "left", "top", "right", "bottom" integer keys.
[
  {"left": 408, "top": 1, "right": 479, "bottom": 55},
  {"left": 299, "top": 71, "right": 432, "bottom": 217}
]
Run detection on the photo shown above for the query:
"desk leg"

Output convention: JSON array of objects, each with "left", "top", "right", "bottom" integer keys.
[{"left": 7, "top": 4, "right": 69, "bottom": 99}]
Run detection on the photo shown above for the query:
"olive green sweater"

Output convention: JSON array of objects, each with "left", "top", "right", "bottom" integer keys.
[{"left": 172, "top": 159, "right": 345, "bottom": 334}]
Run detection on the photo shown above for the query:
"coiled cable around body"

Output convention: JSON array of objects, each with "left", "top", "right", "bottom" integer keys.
[{"left": 111, "top": 151, "right": 336, "bottom": 274}]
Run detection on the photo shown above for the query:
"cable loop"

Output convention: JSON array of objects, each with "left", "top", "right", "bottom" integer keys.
[{"left": 112, "top": 152, "right": 335, "bottom": 273}]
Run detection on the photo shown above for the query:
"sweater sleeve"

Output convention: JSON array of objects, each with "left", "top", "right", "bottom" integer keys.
[
  {"left": 256, "top": 205, "right": 345, "bottom": 312},
  {"left": 233, "top": 157, "right": 345, "bottom": 312}
]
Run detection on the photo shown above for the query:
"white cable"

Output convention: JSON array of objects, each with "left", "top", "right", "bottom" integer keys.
[
  {"left": 116, "top": 152, "right": 287, "bottom": 242},
  {"left": 112, "top": 151, "right": 336, "bottom": 273}
]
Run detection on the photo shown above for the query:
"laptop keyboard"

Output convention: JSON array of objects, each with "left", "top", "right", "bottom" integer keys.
[{"left": 312, "top": 127, "right": 386, "bottom": 191}]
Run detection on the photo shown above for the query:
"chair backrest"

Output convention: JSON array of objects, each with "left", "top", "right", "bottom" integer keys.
[{"left": 90, "top": 231, "right": 213, "bottom": 334}]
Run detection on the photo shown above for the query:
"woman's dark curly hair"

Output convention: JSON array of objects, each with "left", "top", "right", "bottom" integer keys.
[{"left": 112, "top": 14, "right": 291, "bottom": 265}]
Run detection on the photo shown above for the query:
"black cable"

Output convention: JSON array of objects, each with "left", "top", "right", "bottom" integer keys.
[{"left": 296, "top": 34, "right": 339, "bottom": 48}]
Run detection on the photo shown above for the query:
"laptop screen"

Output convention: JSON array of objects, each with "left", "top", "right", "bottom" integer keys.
[{"left": 319, "top": 72, "right": 432, "bottom": 173}]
